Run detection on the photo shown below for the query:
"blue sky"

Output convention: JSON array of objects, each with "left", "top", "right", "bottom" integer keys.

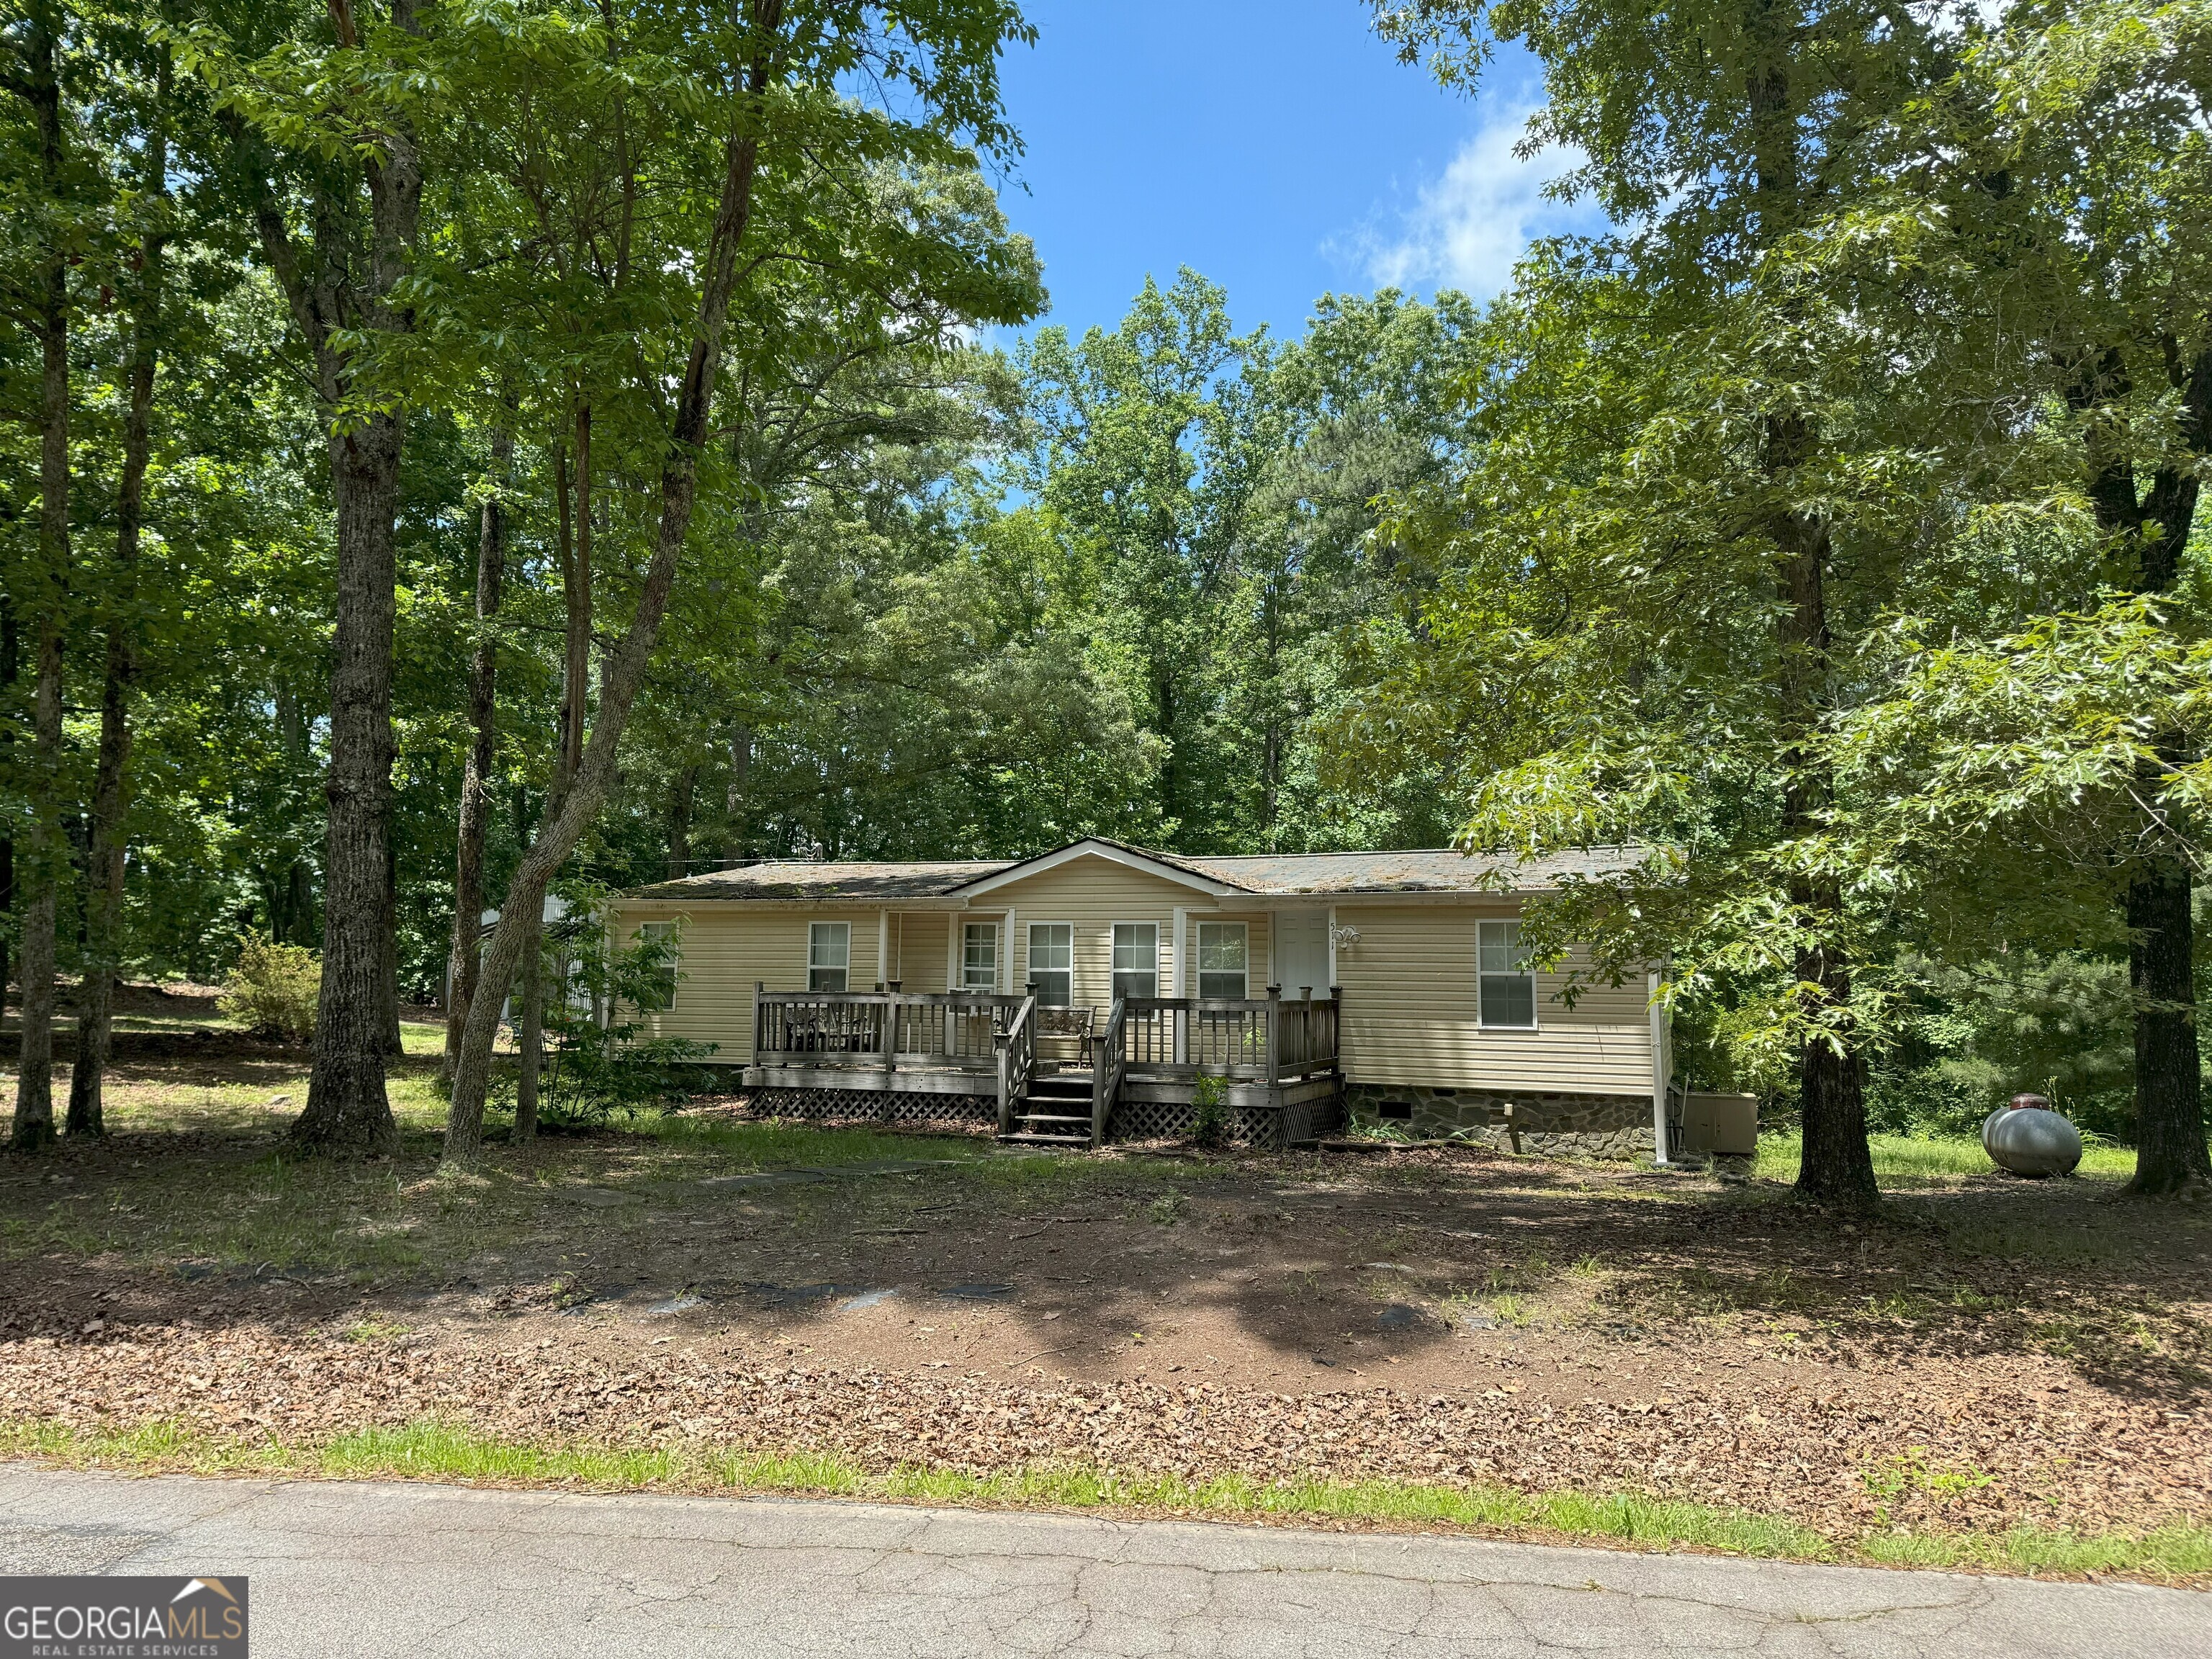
[{"left": 989, "top": 1, "right": 1596, "bottom": 343}]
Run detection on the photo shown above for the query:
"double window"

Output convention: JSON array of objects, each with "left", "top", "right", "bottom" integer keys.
[
  {"left": 808, "top": 921, "right": 850, "bottom": 992},
  {"left": 1027, "top": 923, "right": 1074, "bottom": 1006},
  {"left": 1112, "top": 923, "right": 1158, "bottom": 1000},
  {"left": 961, "top": 922, "right": 999, "bottom": 992},
  {"left": 637, "top": 921, "right": 678, "bottom": 1012},
  {"left": 1478, "top": 920, "right": 1537, "bottom": 1028},
  {"left": 1197, "top": 922, "right": 1248, "bottom": 1000}
]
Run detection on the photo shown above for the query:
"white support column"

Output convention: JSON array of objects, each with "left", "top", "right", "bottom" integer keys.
[
  {"left": 1003, "top": 908, "right": 1017, "bottom": 992},
  {"left": 1326, "top": 904, "right": 1339, "bottom": 987},
  {"left": 1649, "top": 967, "right": 1671, "bottom": 1166},
  {"left": 945, "top": 913, "right": 959, "bottom": 992},
  {"left": 877, "top": 909, "right": 891, "bottom": 991},
  {"left": 1170, "top": 907, "right": 1189, "bottom": 996}
]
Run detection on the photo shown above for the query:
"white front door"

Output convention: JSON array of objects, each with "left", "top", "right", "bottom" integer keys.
[{"left": 1274, "top": 910, "right": 1330, "bottom": 998}]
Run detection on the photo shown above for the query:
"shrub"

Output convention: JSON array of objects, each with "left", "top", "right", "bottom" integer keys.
[
  {"left": 1189, "top": 1071, "right": 1230, "bottom": 1148},
  {"left": 219, "top": 933, "right": 320, "bottom": 1041},
  {"left": 522, "top": 901, "right": 719, "bottom": 1128}
]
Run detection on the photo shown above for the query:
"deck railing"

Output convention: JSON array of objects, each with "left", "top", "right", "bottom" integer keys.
[
  {"left": 752, "top": 983, "right": 1340, "bottom": 1092},
  {"left": 1113, "top": 987, "right": 1340, "bottom": 1084},
  {"left": 997, "top": 996, "right": 1037, "bottom": 1134},
  {"left": 752, "top": 984, "right": 1028, "bottom": 1070},
  {"left": 1091, "top": 1000, "right": 1127, "bottom": 1148}
]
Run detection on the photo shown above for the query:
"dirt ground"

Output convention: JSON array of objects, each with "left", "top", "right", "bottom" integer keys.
[{"left": 4, "top": 1020, "right": 2210, "bottom": 1552}]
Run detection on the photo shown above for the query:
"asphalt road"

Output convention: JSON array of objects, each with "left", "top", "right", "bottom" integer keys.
[{"left": 1, "top": 1465, "right": 2207, "bottom": 1657}]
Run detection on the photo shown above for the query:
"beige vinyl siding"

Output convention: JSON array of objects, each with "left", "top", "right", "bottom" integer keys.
[
  {"left": 979, "top": 858, "right": 1299, "bottom": 1010},
  {"left": 1335, "top": 903, "right": 1653, "bottom": 1094},
  {"left": 889, "top": 911, "right": 950, "bottom": 990},
  {"left": 606, "top": 903, "right": 887, "bottom": 1062},
  {"left": 989, "top": 860, "right": 1201, "bottom": 1010}
]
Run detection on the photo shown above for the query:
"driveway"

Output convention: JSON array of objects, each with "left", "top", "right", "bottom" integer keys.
[{"left": 1, "top": 1466, "right": 2205, "bottom": 1657}]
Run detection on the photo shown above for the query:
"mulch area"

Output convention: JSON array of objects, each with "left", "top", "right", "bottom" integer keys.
[{"left": 1, "top": 1303, "right": 2203, "bottom": 1542}]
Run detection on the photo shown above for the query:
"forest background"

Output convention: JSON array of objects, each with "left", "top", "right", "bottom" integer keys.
[{"left": 2, "top": 0, "right": 2208, "bottom": 1190}]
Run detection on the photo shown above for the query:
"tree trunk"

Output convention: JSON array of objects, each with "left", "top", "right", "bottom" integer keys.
[
  {"left": 2072, "top": 342, "right": 2208, "bottom": 1191},
  {"left": 2126, "top": 864, "right": 2208, "bottom": 1192},
  {"left": 441, "top": 428, "right": 511, "bottom": 1086},
  {"left": 511, "top": 905, "right": 546, "bottom": 1141},
  {"left": 12, "top": 6, "right": 69, "bottom": 1151},
  {"left": 0, "top": 598, "right": 15, "bottom": 1013},
  {"left": 510, "top": 407, "right": 594, "bottom": 1115},
  {"left": 380, "top": 833, "right": 405, "bottom": 1056},
  {"left": 1773, "top": 449, "right": 1879, "bottom": 1209},
  {"left": 444, "top": 8, "right": 783, "bottom": 1161},
  {"left": 724, "top": 722, "right": 751, "bottom": 860},
  {"left": 231, "top": 1, "right": 423, "bottom": 1156},
  {"left": 70, "top": 68, "right": 169, "bottom": 1138},
  {"left": 667, "top": 763, "right": 699, "bottom": 880},
  {"left": 292, "top": 412, "right": 405, "bottom": 1157}
]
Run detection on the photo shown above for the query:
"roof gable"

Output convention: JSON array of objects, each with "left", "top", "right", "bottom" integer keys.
[{"left": 949, "top": 838, "right": 1244, "bottom": 899}]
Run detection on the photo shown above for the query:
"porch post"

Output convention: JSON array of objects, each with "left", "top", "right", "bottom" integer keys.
[
  {"left": 1266, "top": 984, "right": 1281, "bottom": 1087},
  {"left": 1649, "top": 967, "right": 1671, "bottom": 1166},
  {"left": 1171, "top": 907, "right": 1189, "bottom": 1066},
  {"left": 752, "top": 981, "right": 765, "bottom": 1064}
]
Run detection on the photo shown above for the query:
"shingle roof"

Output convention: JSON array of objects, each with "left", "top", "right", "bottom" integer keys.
[
  {"left": 1161, "top": 845, "right": 1645, "bottom": 894},
  {"left": 626, "top": 842, "right": 1645, "bottom": 902},
  {"left": 629, "top": 859, "right": 1010, "bottom": 901}
]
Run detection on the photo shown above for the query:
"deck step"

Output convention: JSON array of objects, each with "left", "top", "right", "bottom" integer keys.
[
  {"left": 997, "top": 1132, "right": 1091, "bottom": 1146},
  {"left": 1015, "top": 1113, "right": 1092, "bottom": 1128}
]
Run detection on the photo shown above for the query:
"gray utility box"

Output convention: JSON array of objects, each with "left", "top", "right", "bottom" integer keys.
[{"left": 1676, "top": 1092, "right": 1759, "bottom": 1156}]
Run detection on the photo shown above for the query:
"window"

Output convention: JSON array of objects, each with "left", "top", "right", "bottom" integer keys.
[
  {"left": 1111, "top": 923, "right": 1158, "bottom": 1001},
  {"left": 1478, "top": 920, "right": 1536, "bottom": 1028},
  {"left": 961, "top": 922, "right": 999, "bottom": 991},
  {"left": 637, "top": 921, "right": 678, "bottom": 1012},
  {"left": 1197, "top": 922, "right": 1248, "bottom": 1000},
  {"left": 1027, "top": 922, "right": 1073, "bottom": 1006},
  {"left": 808, "top": 921, "right": 850, "bottom": 992}
]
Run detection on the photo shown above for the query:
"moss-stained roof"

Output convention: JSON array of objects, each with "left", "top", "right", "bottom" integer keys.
[{"left": 625, "top": 841, "right": 1647, "bottom": 902}]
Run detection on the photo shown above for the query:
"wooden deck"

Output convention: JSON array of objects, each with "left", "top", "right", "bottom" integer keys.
[{"left": 739, "top": 984, "right": 1343, "bottom": 1147}]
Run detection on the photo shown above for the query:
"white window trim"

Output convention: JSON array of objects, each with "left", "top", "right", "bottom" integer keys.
[
  {"left": 1110, "top": 920, "right": 1161, "bottom": 1002},
  {"left": 1025, "top": 920, "right": 1076, "bottom": 1005},
  {"left": 1195, "top": 920, "right": 1250, "bottom": 1001},
  {"left": 808, "top": 920, "right": 852, "bottom": 993},
  {"left": 1477, "top": 918, "right": 1539, "bottom": 1030},
  {"left": 959, "top": 920, "right": 1001, "bottom": 993}
]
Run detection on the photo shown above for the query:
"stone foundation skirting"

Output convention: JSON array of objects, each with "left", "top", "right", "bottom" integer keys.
[
  {"left": 739, "top": 1086, "right": 997, "bottom": 1128},
  {"left": 1344, "top": 1082, "right": 1653, "bottom": 1159}
]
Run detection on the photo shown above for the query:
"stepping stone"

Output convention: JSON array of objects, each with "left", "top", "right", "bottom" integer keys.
[
  {"left": 1377, "top": 1303, "right": 1421, "bottom": 1330},
  {"left": 937, "top": 1283, "right": 1014, "bottom": 1302},
  {"left": 835, "top": 1289, "right": 899, "bottom": 1312},
  {"left": 701, "top": 1170, "right": 830, "bottom": 1190},
  {"left": 644, "top": 1294, "right": 704, "bottom": 1316}
]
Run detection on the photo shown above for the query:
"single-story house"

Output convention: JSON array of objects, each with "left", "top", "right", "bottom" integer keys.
[{"left": 606, "top": 837, "right": 1674, "bottom": 1156}]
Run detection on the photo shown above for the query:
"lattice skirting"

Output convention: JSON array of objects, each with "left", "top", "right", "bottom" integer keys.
[
  {"left": 1107, "top": 1094, "right": 1344, "bottom": 1151},
  {"left": 740, "top": 1086, "right": 997, "bottom": 1127}
]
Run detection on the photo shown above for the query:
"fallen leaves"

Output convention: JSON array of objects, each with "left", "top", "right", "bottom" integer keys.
[{"left": 1, "top": 1319, "right": 2203, "bottom": 1539}]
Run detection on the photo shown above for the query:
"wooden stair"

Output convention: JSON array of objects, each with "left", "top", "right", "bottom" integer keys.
[{"left": 999, "top": 1069, "right": 1094, "bottom": 1147}]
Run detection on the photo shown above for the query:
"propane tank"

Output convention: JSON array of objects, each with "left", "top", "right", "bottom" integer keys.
[{"left": 1981, "top": 1092, "right": 2083, "bottom": 1178}]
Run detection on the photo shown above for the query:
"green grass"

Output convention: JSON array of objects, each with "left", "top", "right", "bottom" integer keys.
[
  {"left": 1753, "top": 1130, "right": 2142, "bottom": 1185},
  {"left": 641, "top": 1112, "right": 987, "bottom": 1170},
  {"left": 5, "top": 1416, "right": 2204, "bottom": 1583}
]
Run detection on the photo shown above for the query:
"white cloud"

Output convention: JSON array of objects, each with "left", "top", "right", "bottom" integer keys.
[{"left": 1347, "top": 104, "right": 1589, "bottom": 301}]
